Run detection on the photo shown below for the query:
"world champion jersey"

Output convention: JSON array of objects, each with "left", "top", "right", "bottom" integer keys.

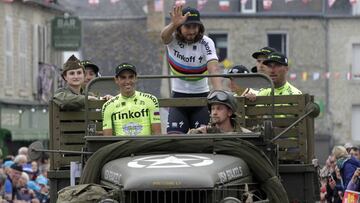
[
  {"left": 257, "top": 81, "right": 302, "bottom": 96},
  {"left": 102, "top": 91, "right": 161, "bottom": 136},
  {"left": 166, "top": 35, "right": 218, "bottom": 93}
]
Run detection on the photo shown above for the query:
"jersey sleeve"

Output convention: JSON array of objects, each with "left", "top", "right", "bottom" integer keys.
[
  {"left": 256, "top": 88, "right": 271, "bottom": 96},
  {"left": 102, "top": 100, "right": 113, "bottom": 130},
  {"left": 147, "top": 95, "right": 161, "bottom": 124},
  {"left": 202, "top": 37, "right": 219, "bottom": 63}
]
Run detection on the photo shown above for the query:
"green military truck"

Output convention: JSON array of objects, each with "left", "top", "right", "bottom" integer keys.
[{"left": 42, "top": 74, "right": 319, "bottom": 203}]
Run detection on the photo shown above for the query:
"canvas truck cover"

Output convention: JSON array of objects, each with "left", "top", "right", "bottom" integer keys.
[{"left": 101, "top": 153, "right": 251, "bottom": 190}]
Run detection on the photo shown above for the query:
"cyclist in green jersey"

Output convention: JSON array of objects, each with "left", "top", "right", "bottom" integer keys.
[
  {"left": 258, "top": 52, "right": 302, "bottom": 96},
  {"left": 246, "top": 52, "right": 301, "bottom": 100},
  {"left": 102, "top": 63, "right": 161, "bottom": 136}
]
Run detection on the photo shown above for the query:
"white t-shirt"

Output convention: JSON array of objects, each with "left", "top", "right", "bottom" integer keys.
[{"left": 166, "top": 35, "right": 218, "bottom": 93}]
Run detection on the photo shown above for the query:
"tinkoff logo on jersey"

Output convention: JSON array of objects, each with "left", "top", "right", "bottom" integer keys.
[
  {"left": 123, "top": 122, "right": 143, "bottom": 136},
  {"left": 112, "top": 109, "right": 149, "bottom": 120}
]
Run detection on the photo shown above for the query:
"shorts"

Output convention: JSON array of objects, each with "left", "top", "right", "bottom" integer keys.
[{"left": 167, "top": 91, "right": 210, "bottom": 134}]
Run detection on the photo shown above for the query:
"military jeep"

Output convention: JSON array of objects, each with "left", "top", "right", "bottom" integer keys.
[{"left": 45, "top": 74, "right": 319, "bottom": 203}]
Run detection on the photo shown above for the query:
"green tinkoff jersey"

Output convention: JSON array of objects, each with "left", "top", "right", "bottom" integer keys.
[
  {"left": 102, "top": 91, "right": 161, "bottom": 136},
  {"left": 257, "top": 81, "right": 302, "bottom": 96}
]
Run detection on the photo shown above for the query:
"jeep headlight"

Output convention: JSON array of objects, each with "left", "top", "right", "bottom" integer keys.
[{"left": 220, "top": 197, "right": 241, "bottom": 203}]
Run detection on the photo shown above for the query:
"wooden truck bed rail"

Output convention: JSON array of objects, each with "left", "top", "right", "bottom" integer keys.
[{"left": 49, "top": 94, "right": 315, "bottom": 170}]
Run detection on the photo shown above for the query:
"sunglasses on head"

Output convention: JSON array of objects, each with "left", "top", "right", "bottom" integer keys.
[{"left": 207, "top": 91, "right": 229, "bottom": 102}]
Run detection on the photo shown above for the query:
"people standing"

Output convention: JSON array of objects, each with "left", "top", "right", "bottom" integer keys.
[{"left": 161, "top": 5, "right": 222, "bottom": 133}]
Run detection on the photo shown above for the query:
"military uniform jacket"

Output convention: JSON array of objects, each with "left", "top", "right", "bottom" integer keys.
[{"left": 53, "top": 86, "right": 85, "bottom": 110}]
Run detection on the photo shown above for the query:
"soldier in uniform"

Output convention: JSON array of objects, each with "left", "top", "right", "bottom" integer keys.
[
  {"left": 188, "top": 90, "right": 250, "bottom": 134},
  {"left": 53, "top": 55, "right": 97, "bottom": 110}
]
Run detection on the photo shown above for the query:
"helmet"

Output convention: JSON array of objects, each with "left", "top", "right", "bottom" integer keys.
[
  {"left": 207, "top": 90, "right": 237, "bottom": 114},
  {"left": 228, "top": 65, "right": 250, "bottom": 74}
]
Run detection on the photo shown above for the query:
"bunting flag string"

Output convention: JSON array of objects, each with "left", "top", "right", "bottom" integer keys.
[{"left": 285, "top": 71, "right": 360, "bottom": 81}]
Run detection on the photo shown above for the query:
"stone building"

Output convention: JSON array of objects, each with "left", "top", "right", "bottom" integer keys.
[
  {"left": 59, "top": 0, "right": 360, "bottom": 161},
  {"left": 0, "top": 0, "right": 65, "bottom": 155}
]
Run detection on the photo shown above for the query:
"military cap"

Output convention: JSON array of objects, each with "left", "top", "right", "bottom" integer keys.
[{"left": 61, "top": 55, "right": 85, "bottom": 77}]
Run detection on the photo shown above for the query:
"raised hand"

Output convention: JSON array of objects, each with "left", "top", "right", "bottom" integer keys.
[{"left": 170, "top": 5, "right": 189, "bottom": 28}]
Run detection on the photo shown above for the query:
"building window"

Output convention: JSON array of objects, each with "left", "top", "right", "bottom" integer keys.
[
  {"left": 208, "top": 33, "right": 228, "bottom": 62},
  {"left": 267, "top": 32, "right": 288, "bottom": 56},
  {"left": 4, "top": 16, "right": 13, "bottom": 88},
  {"left": 38, "top": 25, "right": 47, "bottom": 62},
  {"left": 19, "top": 20, "right": 29, "bottom": 88},
  {"left": 353, "top": 43, "right": 360, "bottom": 79},
  {"left": 352, "top": 105, "right": 360, "bottom": 141},
  {"left": 241, "top": 0, "right": 256, "bottom": 13}
]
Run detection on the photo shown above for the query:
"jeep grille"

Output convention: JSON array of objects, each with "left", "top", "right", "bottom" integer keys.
[{"left": 123, "top": 188, "right": 248, "bottom": 203}]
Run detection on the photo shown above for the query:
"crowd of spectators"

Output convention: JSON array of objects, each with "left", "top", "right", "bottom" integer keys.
[
  {"left": 0, "top": 146, "right": 50, "bottom": 203},
  {"left": 319, "top": 143, "right": 360, "bottom": 202}
]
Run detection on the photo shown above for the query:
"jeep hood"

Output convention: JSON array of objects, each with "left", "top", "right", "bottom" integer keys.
[{"left": 101, "top": 153, "right": 251, "bottom": 190}]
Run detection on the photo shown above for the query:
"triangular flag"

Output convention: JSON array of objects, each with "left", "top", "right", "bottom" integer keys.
[
  {"left": 302, "top": 72, "right": 308, "bottom": 81},
  {"left": 289, "top": 73, "right": 297, "bottom": 81},
  {"left": 346, "top": 72, "right": 352, "bottom": 80},
  {"left": 197, "top": 0, "right": 208, "bottom": 10},
  {"left": 350, "top": 0, "right": 357, "bottom": 5},
  {"left": 175, "top": 0, "right": 186, "bottom": 6},
  {"left": 328, "top": 0, "right": 336, "bottom": 7},
  {"left": 263, "top": 0, "right": 272, "bottom": 10},
  {"left": 219, "top": 0, "right": 230, "bottom": 11},
  {"left": 154, "top": 0, "right": 164, "bottom": 12},
  {"left": 312, "top": 72, "right": 320, "bottom": 80}
]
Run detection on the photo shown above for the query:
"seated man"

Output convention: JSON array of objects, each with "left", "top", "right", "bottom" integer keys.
[
  {"left": 188, "top": 90, "right": 250, "bottom": 134},
  {"left": 102, "top": 63, "right": 161, "bottom": 136}
]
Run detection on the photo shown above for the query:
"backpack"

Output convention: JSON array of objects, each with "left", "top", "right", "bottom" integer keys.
[{"left": 56, "top": 183, "right": 118, "bottom": 203}]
